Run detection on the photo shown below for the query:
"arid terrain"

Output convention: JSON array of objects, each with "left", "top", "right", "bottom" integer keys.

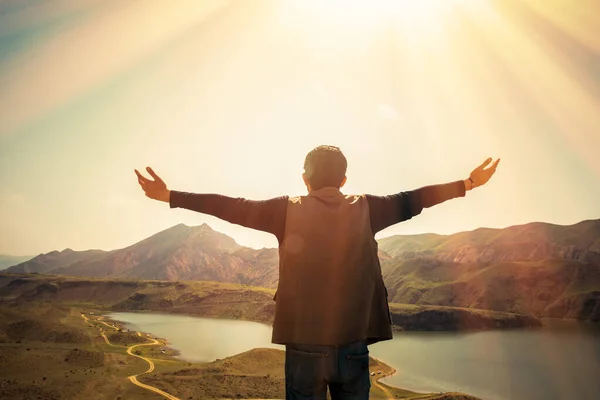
[
  {"left": 0, "top": 274, "right": 540, "bottom": 331},
  {"left": 0, "top": 300, "right": 479, "bottom": 399}
]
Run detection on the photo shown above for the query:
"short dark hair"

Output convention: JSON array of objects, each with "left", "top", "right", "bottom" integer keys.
[{"left": 303, "top": 145, "right": 347, "bottom": 190}]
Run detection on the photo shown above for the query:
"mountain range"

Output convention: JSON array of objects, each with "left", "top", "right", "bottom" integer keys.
[
  {"left": 378, "top": 219, "right": 600, "bottom": 321},
  {"left": 7, "top": 224, "right": 280, "bottom": 288},
  {"left": 6, "top": 219, "right": 600, "bottom": 321}
]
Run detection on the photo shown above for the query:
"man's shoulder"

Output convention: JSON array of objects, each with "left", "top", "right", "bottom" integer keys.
[
  {"left": 286, "top": 194, "right": 369, "bottom": 208},
  {"left": 287, "top": 195, "right": 302, "bottom": 204},
  {"left": 345, "top": 193, "right": 367, "bottom": 200}
]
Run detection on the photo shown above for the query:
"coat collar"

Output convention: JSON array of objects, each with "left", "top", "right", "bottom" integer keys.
[{"left": 307, "top": 187, "right": 345, "bottom": 203}]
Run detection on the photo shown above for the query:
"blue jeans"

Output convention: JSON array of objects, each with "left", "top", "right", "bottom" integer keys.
[{"left": 285, "top": 340, "right": 371, "bottom": 400}]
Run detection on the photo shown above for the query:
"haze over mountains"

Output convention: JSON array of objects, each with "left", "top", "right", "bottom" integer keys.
[
  {"left": 0, "top": 255, "right": 34, "bottom": 270},
  {"left": 6, "top": 219, "right": 600, "bottom": 321}
]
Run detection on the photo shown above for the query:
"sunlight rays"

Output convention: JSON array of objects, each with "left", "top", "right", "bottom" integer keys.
[
  {"left": 462, "top": 1, "right": 600, "bottom": 177},
  {"left": 280, "top": 0, "right": 600, "bottom": 179},
  {"left": 0, "top": 0, "right": 231, "bottom": 137},
  {"left": 524, "top": 0, "right": 600, "bottom": 52},
  {"left": 1, "top": 0, "right": 599, "bottom": 253},
  {"left": 283, "top": 0, "right": 459, "bottom": 25}
]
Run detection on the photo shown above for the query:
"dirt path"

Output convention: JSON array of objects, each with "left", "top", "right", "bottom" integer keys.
[
  {"left": 126, "top": 339, "right": 180, "bottom": 400},
  {"left": 100, "top": 332, "right": 120, "bottom": 347},
  {"left": 81, "top": 313, "right": 180, "bottom": 400},
  {"left": 82, "top": 313, "right": 446, "bottom": 400},
  {"left": 96, "top": 317, "right": 119, "bottom": 331},
  {"left": 373, "top": 377, "right": 394, "bottom": 399}
]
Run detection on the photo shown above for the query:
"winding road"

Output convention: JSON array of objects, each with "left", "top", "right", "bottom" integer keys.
[
  {"left": 81, "top": 313, "right": 180, "bottom": 400},
  {"left": 82, "top": 313, "right": 442, "bottom": 400},
  {"left": 373, "top": 378, "right": 394, "bottom": 399}
]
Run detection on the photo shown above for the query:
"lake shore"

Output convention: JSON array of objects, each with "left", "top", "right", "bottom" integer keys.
[
  {"left": 2, "top": 275, "right": 598, "bottom": 399},
  {"left": 103, "top": 310, "right": 480, "bottom": 399}
]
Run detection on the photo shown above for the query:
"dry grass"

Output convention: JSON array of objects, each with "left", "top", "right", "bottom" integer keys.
[{"left": 0, "top": 277, "right": 483, "bottom": 399}]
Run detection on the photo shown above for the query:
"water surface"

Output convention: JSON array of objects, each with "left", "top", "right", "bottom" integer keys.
[
  {"left": 109, "top": 312, "right": 600, "bottom": 400},
  {"left": 369, "top": 321, "right": 600, "bottom": 400},
  {"left": 109, "top": 311, "right": 282, "bottom": 362}
]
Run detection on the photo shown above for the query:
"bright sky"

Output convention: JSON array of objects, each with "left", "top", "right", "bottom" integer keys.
[{"left": 1, "top": 0, "right": 599, "bottom": 256}]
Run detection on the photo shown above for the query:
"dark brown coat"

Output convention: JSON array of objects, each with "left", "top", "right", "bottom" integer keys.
[{"left": 272, "top": 187, "right": 393, "bottom": 346}]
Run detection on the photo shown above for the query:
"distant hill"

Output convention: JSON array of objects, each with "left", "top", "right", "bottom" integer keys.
[
  {"left": 0, "top": 255, "right": 33, "bottom": 270},
  {"left": 378, "top": 219, "right": 600, "bottom": 322},
  {"left": 7, "top": 224, "right": 280, "bottom": 288},
  {"left": 378, "top": 219, "right": 600, "bottom": 264},
  {"left": 6, "top": 219, "right": 600, "bottom": 321}
]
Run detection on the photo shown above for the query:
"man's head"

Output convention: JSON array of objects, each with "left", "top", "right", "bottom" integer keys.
[{"left": 302, "top": 145, "right": 347, "bottom": 192}]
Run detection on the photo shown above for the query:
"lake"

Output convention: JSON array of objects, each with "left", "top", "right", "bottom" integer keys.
[
  {"left": 109, "top": 312, "right": 283, "bottom": 361},
  {"left": 109, "top": 312, "right": 600, "bottom": 400}
]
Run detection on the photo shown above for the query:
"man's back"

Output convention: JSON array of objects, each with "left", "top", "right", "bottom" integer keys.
[{"left": 273, "top": 187, "right": 391, "bottom": 346}]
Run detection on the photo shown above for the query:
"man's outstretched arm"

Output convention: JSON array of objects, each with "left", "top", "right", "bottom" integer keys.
[
  {"left": 367, "top": 158, "right": 500, "bottom": 234},
  {"left": 134, "top": 167, "right": 287, "bottom": 242}
]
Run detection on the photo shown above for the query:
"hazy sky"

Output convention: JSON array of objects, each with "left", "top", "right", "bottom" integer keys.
[{"left": 1, "top": 0, "right": 599, "bottom": 256}]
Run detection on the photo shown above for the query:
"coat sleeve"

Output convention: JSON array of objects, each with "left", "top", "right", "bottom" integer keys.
[
  {"left": 169, "top": 191, "right": 288, "bottom": 243},
  {"left": 366, "top": 180, "right": 466, "bottom": 234}
]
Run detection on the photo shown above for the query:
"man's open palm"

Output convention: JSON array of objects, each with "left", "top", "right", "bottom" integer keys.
[
  {"left": 470, "top": 158, "right": 500, "bottom": 188},
  {"left": 135, "top": 167, "right": 170, "bottom": 202}
]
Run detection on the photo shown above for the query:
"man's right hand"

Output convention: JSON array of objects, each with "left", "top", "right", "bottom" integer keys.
[{"left": 135, "top": 167, "right": 170, "bottom": 203}]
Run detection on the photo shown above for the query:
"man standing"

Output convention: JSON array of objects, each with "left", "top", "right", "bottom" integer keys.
[{"left": 135, "top": 145, "right": 499, "bottom": 400}]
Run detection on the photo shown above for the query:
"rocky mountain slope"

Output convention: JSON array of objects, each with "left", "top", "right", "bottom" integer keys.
[
  {"left": 378, "top": 219, "right": 600, "bottom": 321},
  {"left": 378, "top": 219, "right": 600, "bottom": 264},
  {"left": 6, "top": 219, "right": 600, "bottom": 321},
  {"left": 7, "top": 224, "right": 281, "bottom": 287}
]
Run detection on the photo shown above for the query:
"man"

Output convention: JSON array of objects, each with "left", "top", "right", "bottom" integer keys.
[{"left": 135, "top": 145, "right": 500, "bottom": 400}]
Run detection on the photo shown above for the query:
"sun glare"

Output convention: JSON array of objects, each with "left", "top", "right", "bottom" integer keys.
[{"left": 283, "top": 0, "right": 460, "bottom": 27}]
